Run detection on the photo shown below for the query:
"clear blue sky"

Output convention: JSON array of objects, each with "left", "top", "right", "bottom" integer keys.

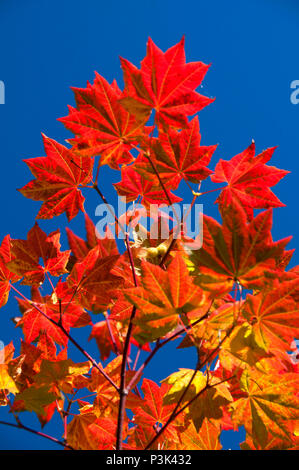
[{"left": 0, "top": 0, "right": 298, "bottom": 450}]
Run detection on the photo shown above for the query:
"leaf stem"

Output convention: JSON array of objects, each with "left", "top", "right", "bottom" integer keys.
[
  {"left": 191, "top": 186, "right": 226, "bottom": 197},
  {"left": 105, "top": 314, "right": 120, "bottom": 356}
]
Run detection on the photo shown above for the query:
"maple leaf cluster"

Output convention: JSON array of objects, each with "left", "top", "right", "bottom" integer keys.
[{"left": 0, "top": 37, "right": 298, "bottom": 451}]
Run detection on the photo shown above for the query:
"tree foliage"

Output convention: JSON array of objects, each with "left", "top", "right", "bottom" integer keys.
[{"left": 0, "top": 38, "right": 298, "bottom": 451}]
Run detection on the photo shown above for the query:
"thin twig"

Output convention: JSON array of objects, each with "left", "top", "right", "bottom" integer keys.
[
  {"left": 116, "top": 306, "right": 137, "bottom": 450},
  {"left": 133, "top": 347, "right": 141, "bottom": 371},
  {"left": 0, "top": 419, "right": 74, "bottom": 450}
]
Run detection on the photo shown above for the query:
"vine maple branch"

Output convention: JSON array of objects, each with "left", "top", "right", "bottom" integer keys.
[
  {"left": 92, "top": 182, "right": 141, "bottom": 450},
  {"left": 116, "top": 303, "right": 137, "bottom": 450},
  {"left": 0, "top": 419, "right": 74, "bottom": 450},
  {"left": 10, "top": 283, "right": 119, "bottom": 392}
]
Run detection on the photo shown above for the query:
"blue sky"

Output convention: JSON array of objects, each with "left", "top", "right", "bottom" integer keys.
[{"left": 0, "top": 0, "right": 298, "bottom": 450}]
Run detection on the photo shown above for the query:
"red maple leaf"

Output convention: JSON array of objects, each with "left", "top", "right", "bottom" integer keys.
[
  {"left": 67, "top": 246, "right": 124, "bottom": 312},
  {"left": 59, "top": 74, "right": 150, "bottom": 169},
  {"left": 8, "top": 223, "right": 70, "bottom": 286},
  {"left": 88, "top": 417, "right": 118, "bottom": 449},
  {"left": 66, "top": 213, "right": 119, "bottom": 264},
  {"left": 243, "top": 279, "right": 299, "bottom": 352},
  {"left": 135, "top": 117, "right": 216, "bottom": 190},
  {"left": 113, "top": 164, "right": 181, "bottom": 209},
  {"left": 130, "top": 379, "right": 179, "bottom": 447},
  {"left": 19, "top": 135, "right": 93, "bottom": 221},
  {"left": 211, "top": 142, "right": 289, "bottom": 219},
  {"left": 124, "top": 253, "right": 206, "bottom": 344},
  {"left": 17, "top": 284, "right": 91, "bottom": 347},
  {"left": 189, "top": 201, "right": 291, "bottom": 294},
  {"left": 89, "top": 318, "right": 150, "bottom": 361},
  {"left": 120, "top": 37, "right": 214, "bottom": 129}
]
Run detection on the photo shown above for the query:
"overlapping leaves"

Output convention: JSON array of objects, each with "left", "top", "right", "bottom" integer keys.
[
  {"left": 125, "top": 253, "right": 208, "bottom": 343},
  {"left": 189, "top": 201, "right": 291, "bottom": 294},
  {"left": 0, "top": 37, "right": 298, "bottom": 452},
  {"left": 59, "top": 74, "right": 150, "bottom": 168}
]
